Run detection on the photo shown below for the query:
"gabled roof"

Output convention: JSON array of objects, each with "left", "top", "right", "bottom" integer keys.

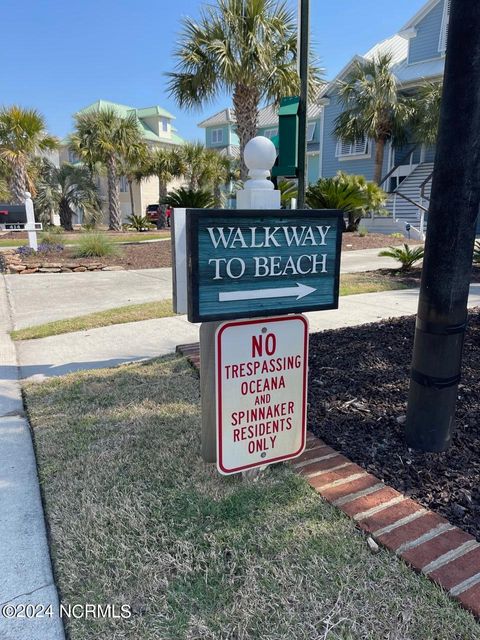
[
  {"left": 73, "top": 100, "right": 183, "bottom": 145},
  {"left": 399, "top": 0, "right": 441, "bottom": 33},
  {"left": 392, "top": 57, "right": 444, "bottom": 85},
  {"left": 320, "top": 32, "right": 410, "bottom": 98},
  {"left": 198, "top": 108, "right": 235, "bottom": 128},
  {"left": 199, "top": 92, "right": 325, "bottom": 131},
  {"left": 364, "top": 33, "right": 408, "bottom": 65}
]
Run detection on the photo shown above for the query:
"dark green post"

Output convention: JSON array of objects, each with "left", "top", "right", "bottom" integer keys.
[
  {"left": 405, "top": 0, "right": 480, "bottom": 452},
  {"left": 297, "top": 0, "right": 309, "bottom": 209}
]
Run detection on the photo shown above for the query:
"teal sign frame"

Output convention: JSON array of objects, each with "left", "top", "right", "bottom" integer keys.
[{"left": 186, "top": 209, "right": 342, "bottom": 323}]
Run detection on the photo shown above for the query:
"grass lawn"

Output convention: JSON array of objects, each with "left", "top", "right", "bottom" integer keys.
[
  {"left": 0, "top": 232, "right": 170, "bottom": 248},
  {"left": 10, "top": 300, "right": 174, "bottom": 341},
  {"left": 24, "top": 356, "right": 480, "bottom": 640},
  {"left": 339, "top": 271, "right": 418, "bottom": 296}
]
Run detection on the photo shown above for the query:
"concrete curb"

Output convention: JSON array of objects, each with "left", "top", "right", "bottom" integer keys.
[
  {"left": 177, "top": 341, "right": 480, "bottom": 621},
  {"left": 0, "top": 275, "right": 65, "bottom": 639}
]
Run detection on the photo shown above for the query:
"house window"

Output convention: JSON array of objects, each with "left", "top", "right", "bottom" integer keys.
[
  {"left": 161, "top": 117, "right": 168, "bottom": 132},
  {"left": 263, "top": 128, "right": 278, "bottom": 139},
  {"left": 119, "top": 176, "right": 129, "bottom": 192},
  {"left": 68, "top": 150, "right": 79, "bottom": 164},
  {"left": 439, "top": 0, "right": 451, "bottom": 53},
  {"left": 211, "top": 128, "right": 224, "bottom": 144},
  {"left": 306, "top": 122, "right": 316, "bottom": 142},
  {"left": 335, "top": 136, "right": 369, "bottom": 158}
]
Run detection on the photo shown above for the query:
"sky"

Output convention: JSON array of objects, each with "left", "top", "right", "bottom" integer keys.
[{"left": 2, "top": 0, "right": 426, "bottom": 142}]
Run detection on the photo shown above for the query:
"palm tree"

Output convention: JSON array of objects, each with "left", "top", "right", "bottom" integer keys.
[
  {"left": 117, "top": 142, "right": 148, "bottom": 218},
  {"left": 180, "top": 142, "right": 208, "bottom": 190},
  {"left": 202, "top": 150, "right": 239, "bottom": 206},
  {"left": 412, "top": 82, "right": 443, "bottom": 146},
  {"left": 35, "top": 161, "right": 101, "bottom": 231},
  {"left": 0, "top": 106, "right": 58, "bottom": 203},
  {"left": 70, "top": 108, "right": 144, "bottom": 230},
  {"left": 142, "top": 147, "right": 185, "bottom": 203},
  {"left": 306, "top": 173, "right": 386, "bottom": 231},
  {"left": 167, "top": 0, "right": 320, "bottom": 180},
  {"left": 162, "top": 186, "right": 214, "bottom": 209},
  {"left": 334, "top": 53, "right": 413, "bottom": 185}
]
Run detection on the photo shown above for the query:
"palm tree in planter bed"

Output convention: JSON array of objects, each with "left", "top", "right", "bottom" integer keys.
[
  {"left": 70, "top": 108, "right": 144, "bottom": 230},
  {"left": 334, "top": 53, "right": 413, "bottom": 185},
  {"left": 0, "top": 106, "right": 58, "bottom": 203},
  {"left": 35, "top": 161, "right": 102, "bottom": 231},
  {"left": 167, "top": 0, "right": 321, "bottom": 181},
  {"left": 140, "top": 147, "right": 185, "bottom": 228}
]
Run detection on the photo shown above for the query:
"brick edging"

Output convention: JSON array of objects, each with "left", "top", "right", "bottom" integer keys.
[{"left": 176, "top": 343, "right": 480, "bottom": 620}]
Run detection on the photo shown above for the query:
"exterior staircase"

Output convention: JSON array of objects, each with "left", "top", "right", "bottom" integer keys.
[{"left": 385, "top": 162, "right": 434, "bottom": 238}]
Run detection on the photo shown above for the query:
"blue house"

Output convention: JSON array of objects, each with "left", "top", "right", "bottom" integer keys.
[{"left": 199, "top": 0, "right": 450, "bottom": 236}]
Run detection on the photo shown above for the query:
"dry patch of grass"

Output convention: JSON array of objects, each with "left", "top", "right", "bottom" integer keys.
[
  {"left": 339, "top": 271, "right": 419, "bottom": 296},
  {"left": 10, "top": 300, "right": 174, "bottom": 340},
  {"left": 24, "top": 357, "right": 480, "bottom": 640}
]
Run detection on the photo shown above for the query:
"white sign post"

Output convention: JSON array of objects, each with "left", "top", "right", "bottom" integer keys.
[
  {"left": 25, "top": 192, "right": 38, "bottom": 251},
  {"left": 215, "top": 315, "right": 308, "bottom": 475}
]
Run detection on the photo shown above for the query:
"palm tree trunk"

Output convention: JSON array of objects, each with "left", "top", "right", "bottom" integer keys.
[
  {"left": 10, "top": 160, "right": 27, "bottom": 204},
  {"left": 158, "top": 177, "right": 168, "bottom": 203},
  {"left": 107, "top": 155, "right": 122, "bottom": 230},
  {"left": 233, "top": 84, "right": 260, "bottom": 182},
  {"left": 59, "top": 199, "right": 73, "bottom": 231},
  {"left": 157, "top": 178, "right": 168, "bottom": 229},
  {"left": 128, "top": 179, "right": 136, "bottom": 217},
  {"left": 213, "top": 181, "right": 222, "bottom": 207},
  {"left": 374, "top": 138, "right": 386, "bottom": 185}
]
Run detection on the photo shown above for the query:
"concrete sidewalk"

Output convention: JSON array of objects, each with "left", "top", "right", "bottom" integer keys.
[
  {"left": 15, "top": 285, "right": 480, "bottom": 380},
  {"left": 5, "top": 248, "right": 398, "bottom": 330},
  {"left": 0, "top": 276, "right": 64, "bottom": 639}
]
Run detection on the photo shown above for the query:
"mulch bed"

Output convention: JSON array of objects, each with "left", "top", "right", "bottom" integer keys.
[
  {"left": 19, "top": 242, "right": 172, "bottom": 271},
  {"left": 308, "top": 312, "right": 480, "bottom": 542},
  {"left": 341, "top": 232, "right": 422, "bottom": 251}
]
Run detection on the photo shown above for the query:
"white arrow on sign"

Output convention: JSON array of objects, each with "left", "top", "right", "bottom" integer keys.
[{"left": 219, "top": 282, "right": 316, "bottom": 303}]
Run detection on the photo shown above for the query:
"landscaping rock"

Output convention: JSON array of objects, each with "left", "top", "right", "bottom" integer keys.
[
  {"left": 73, "top": 266, "right": 87, "bottom": 272},
  {"left": 20, "top": 268, "right": 39, "bottom": 274},
  {"left": 61, "top": 268, "right": 73, "bottom": 273},
  {"left": 9, "top": 264, "right": 26, "bottom": 272},
  {"left": 42, "top": 262, "right": 63, "bottom": 268},
  {"left": 38, "top": 267, "right": 62, "bottom": 273},
  {"left": 64, "top": 263, "right": 81, "bottom": 269},
  {"left": 102, "top": 266, "right": 124, "bottom": 271}
]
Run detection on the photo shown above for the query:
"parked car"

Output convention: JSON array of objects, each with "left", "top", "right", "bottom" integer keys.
[
  {"left": 146, "top": 204, "right": 161, "bottom": 224},
  {"left": 145, "top": 204, "right": 173, "bottom": 228}
]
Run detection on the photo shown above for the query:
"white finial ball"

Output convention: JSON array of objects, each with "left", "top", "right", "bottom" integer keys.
[
  {"left": 244, "top": 136, "right": 277, "bottom": 171},
  {"left": 25, "top": 191, "right": 32, "bottom": 199}
]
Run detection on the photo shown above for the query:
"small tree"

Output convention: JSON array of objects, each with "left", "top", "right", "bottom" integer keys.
[
  {"left": 167, "top": 0, "right": 320, "bottom": 180},
  {"left": 70, "top": 108, "right": 144, "bottom": 230},
  {"left": 334, "top": 54, "right": 413, "bottom": 185},
  {"left": 0, "top": 106, "right": 58, "bottom": 203},
  {"left": 306, "top": 173, "right": 387, "bottom": 231},
  {"left": 35, "top": 161, "right": 101, "bottom": 231}
]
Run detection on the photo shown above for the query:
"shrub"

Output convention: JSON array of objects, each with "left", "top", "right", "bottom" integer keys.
[
  {"left": 378, "top": 244, "right": 425, "bottom": 271},
  {"left": 126, "top": 214, "right": 153, "bottom": 232},
  {"left": 305, "top": 173, "right": 387, "bottom": 232},
  {"left": 40, "top": 230, "right": 65, "bottom": 247},
  {"left": 357, "top": 226, "right": 368, "bottom": 237},
  {"left": 473, "top": 240, "right": 480, "bottom": 264},
  {"left": 389, "top": 232, "right": 405, "bottom": 239},
  {"left": 278, "top": 179, "right": 298, "bottom": 208},
  {"left": 162, "top": 187, "right": 214, "bottom": 209},
  {"left": 74, "top": 233, "right": 118, "bottom": 258},
  {"left": 16, "top": 243, "right": 64, "bottom": 257}
]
